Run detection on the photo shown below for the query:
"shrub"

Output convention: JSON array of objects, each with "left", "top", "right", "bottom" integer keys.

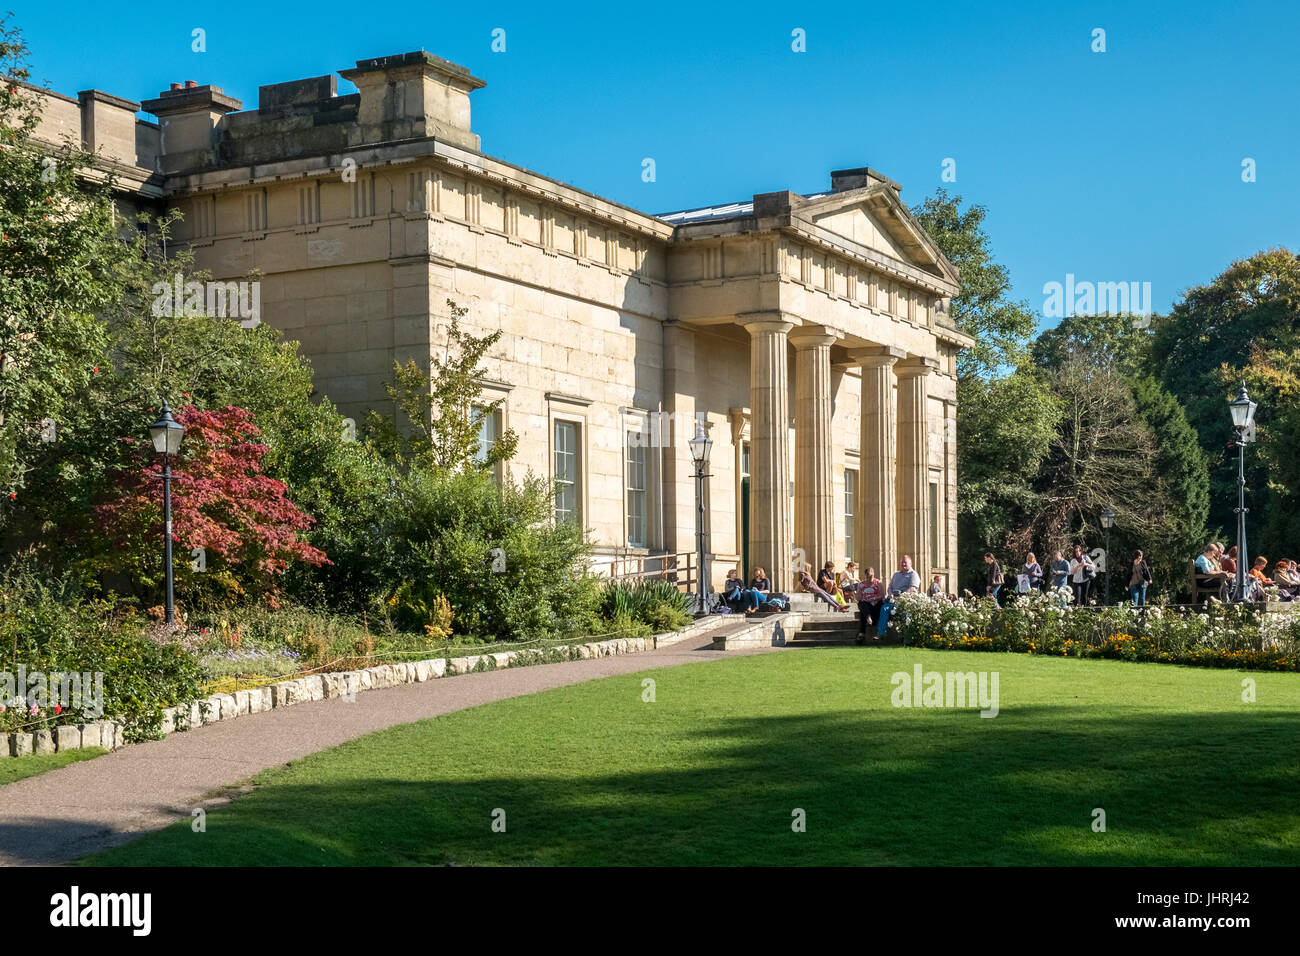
[
  {"left": 379, "top": 464, "right": 600, "bottom": 642},
  {"left": 892, "top": 591, "right": 1297, "bottom": 671},
  {"left": 598, "top": 579, "right": 693, "bottom": 633},
  {"left": 0, "top": 569, "right": 205, "bottom": 740}
]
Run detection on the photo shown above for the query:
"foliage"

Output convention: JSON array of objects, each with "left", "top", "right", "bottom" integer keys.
[
  {"left": 892, "top": 591, "right": 1297, "bottom": 671},
  {"left": 93, "top": 405, "right": 328, "bottom": 604},
  {"left": 910, "top": 188, "right": 1038, "bottom": 382},
  {"left": 378, "top": 464, "right": 599, "bottom": 642},
  {"left": 0, "top": 568, "right": 205, "bottom": 739},
  {"left": 366, "top": 298, "right": 517, "bottom": 471},
  {"left": 912, "top": 190, "right": 1063, "bottom": 582},
  {"left": 1149, "top": 248, "right": 1300, "bottom": 565},
  {"left": 0, "top": 18, "right": 128, "bottom": 505},
  {"left": 953, "top": 369, "right": 1060, "bottom": 575},
  {"left": 598, "top": 579, "right": 693, "bottom": 634}
]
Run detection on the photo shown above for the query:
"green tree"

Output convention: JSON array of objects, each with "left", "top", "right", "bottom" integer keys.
[
  {"left": 912, "top": 189, "right": 1059, "bottom": 583},
  {"left": 1149, "top": 248, "right": 1300, "bottom": 565},
  {"left": 911, "top": 188, "right": 1037, "bottom": 381},
  {"left": 368, "top": 298, "right": 517, "bottom": 471},
  {"left": 0, "top": 18, "right": 127, "bottom": 506}
]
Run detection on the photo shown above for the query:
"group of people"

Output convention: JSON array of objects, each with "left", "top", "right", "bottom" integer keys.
[
  {"left": 1195, "top": 542, "right": 1300, "bottom": 602},
  {"left": 981, "top": 544, "right": 1154, "bottom": 606},
  {"left": 722, "top": 555, "right": 929, "bottom": 644}
]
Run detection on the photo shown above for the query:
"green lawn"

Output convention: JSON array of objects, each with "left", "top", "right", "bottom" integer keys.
[
  {"left": 87, "top": 650, "right": 1300, "bottom": 866},
  {"left": 1, "top": 748, "right": 106, "bottom": 786}
]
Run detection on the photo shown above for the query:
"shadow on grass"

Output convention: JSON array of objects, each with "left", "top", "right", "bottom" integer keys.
[{"left": 68, "top": 704, "right": 1300, "bottom": 867}]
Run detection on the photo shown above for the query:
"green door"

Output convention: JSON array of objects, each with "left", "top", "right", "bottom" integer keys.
[{"left": 741, "top": 476, "right": 750, "bottom": 582}]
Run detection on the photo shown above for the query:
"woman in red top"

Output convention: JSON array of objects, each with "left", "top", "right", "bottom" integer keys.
[{"left": 1221, "top": 545, "right": 1238, "bottom": 575}]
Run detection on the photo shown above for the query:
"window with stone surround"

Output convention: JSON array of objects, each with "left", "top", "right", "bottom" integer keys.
[
  {"left": 473, "top": 405, "right": 503, "bottom": 482},
  {"left": 626, "top": 431, "right": 647, "bottom": 548},
  {"left": 845, "top": 467, "right": 857, "bottom": 562},
  {"left": 929, "top": 479, "right": 941, "bottom": 568},
  {"left": 554, "top": 420, "right": 581, "bottom": 525}
]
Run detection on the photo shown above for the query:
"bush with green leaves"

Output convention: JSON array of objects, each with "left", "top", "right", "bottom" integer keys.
[
  {"left": 598, "top": 579, "right": 694, "bottom": 634},
  {"left": 0, "top": 569, "right": 204, "bottom": 740},
  {"left": 892, "top": 591, "right": 1296, "bottom": 670},
  {"left": 378, "top": 464, "right": 600, "bottom": 642}
]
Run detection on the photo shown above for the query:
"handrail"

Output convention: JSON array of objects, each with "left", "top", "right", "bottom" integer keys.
[{"left": 604, "top": 551, "right": 697, "bottom": 592}]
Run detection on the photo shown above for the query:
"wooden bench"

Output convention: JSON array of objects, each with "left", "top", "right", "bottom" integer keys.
[{"left": 1189, "top": 559, "right": 1227, "bottom": 604}]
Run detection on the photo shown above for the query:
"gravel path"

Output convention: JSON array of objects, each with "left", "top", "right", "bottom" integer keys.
[{"left": 0, "top": 635, "right": 780, "bottom": 866}]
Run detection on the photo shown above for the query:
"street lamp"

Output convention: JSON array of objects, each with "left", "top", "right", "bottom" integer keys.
[
  {"left": 687, "top": 419, "right": 713, "bottom": 616},
  {"left": 148, "top": 399, "right": 185, "bottom": 625},
  {"left": 1229, "top": 382, "right": 1258, "bottom": 603},
  {"left": 1100, "top": 508, "right": 1116, "bottom": 605}
]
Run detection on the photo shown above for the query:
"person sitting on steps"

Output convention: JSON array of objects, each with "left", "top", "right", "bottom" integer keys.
[
  {"left": 744, "top": 567, "right": 771, "bottom": 614},
  {"left": 799, "top": 567, "right": 851, "bottom": 613}
]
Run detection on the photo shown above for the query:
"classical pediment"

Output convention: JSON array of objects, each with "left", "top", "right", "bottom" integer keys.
[{"left": 799, "top": 186, "right": 959, "bottom": 288}]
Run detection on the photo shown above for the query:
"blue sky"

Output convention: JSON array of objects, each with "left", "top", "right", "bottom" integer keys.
[{"left": 10, "top": 0, "right": 1298, "bottom": 325}]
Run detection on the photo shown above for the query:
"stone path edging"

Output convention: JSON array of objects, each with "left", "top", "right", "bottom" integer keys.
[{"left": 3, "top": 621, "right": 723, "bottom": 760}]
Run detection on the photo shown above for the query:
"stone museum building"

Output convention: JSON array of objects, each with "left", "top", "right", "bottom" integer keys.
[{"left": 30, "top": 51, "right": 971, "bottom": 593}]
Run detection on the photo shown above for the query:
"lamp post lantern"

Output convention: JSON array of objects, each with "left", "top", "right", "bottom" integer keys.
[
  {"left": 148, "top": 400, "right": 185, "bottom": 625},
  {"left": 687, "top": 419, "right": 713, "bottom": 616},
  {"left": 1229, "top": 383, "right": 1257, "bottom": 603},
  {"left": 1100, "top": 508, "right": 1116, "bottom": 605}
]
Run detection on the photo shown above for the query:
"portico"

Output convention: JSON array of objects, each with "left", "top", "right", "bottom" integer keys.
[
  {"left": 29, "top": 49, "right": 972, "bottom": 595},
  {"left": 664, "top": 177, "right": 970, "bottom": 592}
]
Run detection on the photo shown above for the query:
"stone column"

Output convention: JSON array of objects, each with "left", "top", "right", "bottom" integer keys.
[
  {"left": 851, "top": 346, "right": 904, "bottom": 582},
  {"left": 742, "top": 315, "right": 794, "bottom": 590},
  {"left": 896, "top": 356, "right": 938, "bottom": 585},
  {"left": 791, "top": 328, "right": 837, "bottom": 580}
]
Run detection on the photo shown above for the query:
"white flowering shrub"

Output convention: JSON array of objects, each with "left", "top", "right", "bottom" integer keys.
[{"left": 890, "top": 591, "right": 1295, "bottom": 671}]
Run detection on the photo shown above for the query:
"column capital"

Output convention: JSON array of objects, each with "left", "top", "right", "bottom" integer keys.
[
  {"left": 895, "top": 355, "right": 941, "bottom": 378},
  {"left": 738, "top": 311, "right": 797, "bottom": 336},
  {"left": 849, "top": 344, "right": 907, "bottom": 368},
  {"left": 788, "top": 325, "right": 841, "bottom": 350}
]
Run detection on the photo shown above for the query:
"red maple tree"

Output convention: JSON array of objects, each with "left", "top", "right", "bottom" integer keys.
[{"left": 96, "top": 406, "right": 328, "bottom": 597}]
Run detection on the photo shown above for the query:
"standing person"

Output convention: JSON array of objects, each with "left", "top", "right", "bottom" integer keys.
[
  {"left": 745, "top": 567, "right": 771, "bottom": 614},
  {"left": 877, "top": 555, "right": 921, "bottom": 639},
  {"left": 929, "top": 574, "right": 944, "bottom": 598},
  {"left": 1128, "top": 550, "right": 1153, "bottom": 606},
  {"left": 856, "top": 567, "right": 884, "bottom": 644},
  {"left": 1020, "top": 552, "right": 1043, "bottom": 593},
  {"left": 984, "top": 552, "right": 1005, "bottom": 602},
  {"left": 1048, "top": 550, "right": 1071, "bottom": 593},
  {"left": 1068, "top": 544, "right": 1096, "bottom": 606}
]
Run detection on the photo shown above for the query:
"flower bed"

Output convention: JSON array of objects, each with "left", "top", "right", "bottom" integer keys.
[{"left": 892, "top": 590, "right": 1300, "bottom": 671}]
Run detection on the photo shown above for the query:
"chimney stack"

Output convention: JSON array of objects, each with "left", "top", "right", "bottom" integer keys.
[
  {"left": 339, "top": 51, "right": 484, "bottom": 151},
  {"left": 140, "top": 83, "right": 243, "bottom": 174}
]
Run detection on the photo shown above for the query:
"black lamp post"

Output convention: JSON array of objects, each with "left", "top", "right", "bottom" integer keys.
[
  {"left": 687, "top": 420, "right": 713, "bottom": 616},
  {"left": 1229, "top": 383, "right": 1257, "bottom": 603},
  {"left": 1100, "top": 509, "right": 1116, "bottom": 605},
  {"left": 148, "top": 400, "right": 185, "bottom": 625}
]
